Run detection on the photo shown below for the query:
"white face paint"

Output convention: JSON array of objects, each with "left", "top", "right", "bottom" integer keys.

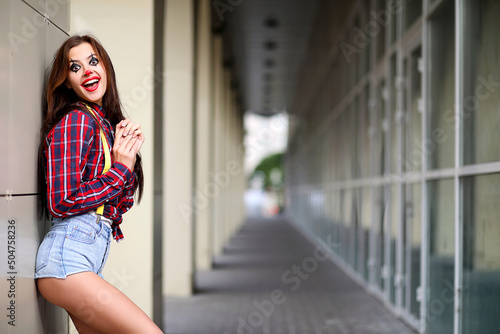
[{"left": 67, "top": 42, "right": 107, "bottom": 106}]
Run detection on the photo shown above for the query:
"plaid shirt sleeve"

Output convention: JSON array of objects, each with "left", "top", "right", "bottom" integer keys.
[
  {"left": 45, "top": 110, "right": 134, "bottom": 222},
  {"left": 104, "top": 173, "right": 136, "bottom": 241}
]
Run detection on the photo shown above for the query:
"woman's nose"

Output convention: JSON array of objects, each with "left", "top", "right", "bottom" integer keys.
[{"left": 85, "top": 69, "right": 92, "bottom": 76}]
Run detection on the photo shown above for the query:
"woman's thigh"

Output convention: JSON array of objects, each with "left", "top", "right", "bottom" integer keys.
[{"left": 37, "top": 272, "right": 162, "bottom": 334}]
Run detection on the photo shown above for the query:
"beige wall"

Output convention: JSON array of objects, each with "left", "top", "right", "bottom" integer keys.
[{"left": 70, "top": 0, "right": 155, "bottom": 318}]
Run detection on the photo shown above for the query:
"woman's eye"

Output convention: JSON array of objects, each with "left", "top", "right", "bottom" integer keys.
[
  {"left": 70, "top": 64, "right": 80, "bottom": 72},
  {"left": 90, "top": 57, "right": 99, "bottom": 66}
]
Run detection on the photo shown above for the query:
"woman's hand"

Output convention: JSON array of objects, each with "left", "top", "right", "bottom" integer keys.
[{"left": 113, "top": 119, "right": 145, "bottom": 171}]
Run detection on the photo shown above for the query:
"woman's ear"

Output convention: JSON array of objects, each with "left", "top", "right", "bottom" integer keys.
[{"left": 65, "top": 81, "right": 71, "bottom": 89}]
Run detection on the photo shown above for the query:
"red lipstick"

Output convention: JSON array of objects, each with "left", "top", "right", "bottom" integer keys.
[{"left": 81, "top": 76, "right": 100, "bottom": 92}]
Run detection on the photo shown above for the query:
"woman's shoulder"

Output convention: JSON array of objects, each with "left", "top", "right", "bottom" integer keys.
[
  {"left": 63, "top": 104, "right": 100, "bottom": 126},
  {"left": 48, "top": 106, "right": 98, "bottom": 138}
]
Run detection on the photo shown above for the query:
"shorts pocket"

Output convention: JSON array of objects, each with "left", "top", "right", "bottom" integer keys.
[
  {"left": 35, "top": 231, "right": 57, "bottom": 272},
  {"left": 66, "top": 218, "right": 101, "bottom": 244}
]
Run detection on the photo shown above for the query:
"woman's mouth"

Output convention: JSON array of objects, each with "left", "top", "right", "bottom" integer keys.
[{"left": 81, "top": 77, "right": 100, "bottom": 92}]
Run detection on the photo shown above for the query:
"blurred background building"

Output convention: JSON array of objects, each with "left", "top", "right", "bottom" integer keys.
[{"left": 1, "top": 0, "right": 499, "bottom": 334}]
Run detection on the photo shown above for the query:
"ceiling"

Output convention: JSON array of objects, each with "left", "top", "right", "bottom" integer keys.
[{"left": 213, "top": 0, "right": 322, "bottom": 116}]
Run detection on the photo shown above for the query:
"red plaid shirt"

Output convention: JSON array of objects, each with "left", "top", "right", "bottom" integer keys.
[{"left": 44, "top": 102, "right": 135, "bottom": 242}]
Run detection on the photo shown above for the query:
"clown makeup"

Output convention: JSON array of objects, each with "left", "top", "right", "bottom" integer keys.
[{"left": 66, "top": 43, "right": 107, "bottom": 106}]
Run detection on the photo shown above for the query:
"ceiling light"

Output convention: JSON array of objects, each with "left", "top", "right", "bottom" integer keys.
[
  {"left": 264, "top": 73, "right": 274, "bottom": 82},
  {"left": 264, "top": 59, "right": 275, "bottom": 68},
  {"left": 264, "top": 17, "right": 279, "bottom": 28},
  {"left": 264, "top": 41, "right": 277, "bottom": 50}
]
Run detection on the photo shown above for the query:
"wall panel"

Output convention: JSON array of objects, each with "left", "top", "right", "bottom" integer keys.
[
  {"left": 8, "top": 0, "right": 46, "bottom": 194},
  {"left": 1, "top": 1, "right": 69, "bottom": 333}
]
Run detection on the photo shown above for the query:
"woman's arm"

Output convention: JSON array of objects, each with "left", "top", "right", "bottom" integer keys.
[
  {"left": 45, "top": 110, "right": 133, "bottom": 217},
  {"left": 103, "top": 176, "right": 136, "bottom": 219}
]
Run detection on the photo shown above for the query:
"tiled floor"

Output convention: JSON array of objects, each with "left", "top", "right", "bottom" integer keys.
[{"left": 164, "top": 217, "right": 418, "bottom": 334}]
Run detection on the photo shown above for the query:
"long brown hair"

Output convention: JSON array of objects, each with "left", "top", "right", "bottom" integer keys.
[{"left": 38, "top": 34, "right": 144, "bottom": 217}]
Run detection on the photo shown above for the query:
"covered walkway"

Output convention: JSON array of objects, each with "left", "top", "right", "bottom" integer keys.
[{"left": 165, "top": 217, "right": 416, "bottom": 334}]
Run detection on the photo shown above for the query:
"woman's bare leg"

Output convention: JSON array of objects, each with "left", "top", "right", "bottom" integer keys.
[
  {"left": 37, "top": 272, "right": 162, "bottom": 334},
  {"left": 69, "top": 312, "right": 101, "bottom": 334}
]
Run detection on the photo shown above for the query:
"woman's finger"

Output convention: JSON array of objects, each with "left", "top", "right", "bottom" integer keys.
[
  {"left": 115, "top": 119, "right": 131, "bottom": 139},
  {"left": 124, "top": 135, "right": 138, "bottom": 152},
  {"left": 119, "top": 119, "right": 130, "bottom": 128},
  {"left": 119, "top": 119, "right": 133, "bottom": 136},
  {"left": 130, "top": 138, "right": 144, "bottom": 156},
  {"left": 131, "top": 129, "right": 145, "bottom": 141},
  {"left": 115, "top": 131, "right": 133, "bottom": 150},
  {"left": 122, "top": 122, "right": 137, "bottom": 137}
]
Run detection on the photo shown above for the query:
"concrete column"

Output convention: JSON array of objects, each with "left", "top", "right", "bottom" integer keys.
[
  {"left": 223, "top": 69, "right": 231, "bottom": 244},
  {"left": 163, "top": 0, "right": 194, "bottom": 296},
  {"left": 229, "top": 89, "right": 238, "bottom": 237},
  {"left": 195, "top": 0, "right": 213, "bottom": 271},
  {"left": 212, "top": 34, "right": 224, "bottom": 256}
]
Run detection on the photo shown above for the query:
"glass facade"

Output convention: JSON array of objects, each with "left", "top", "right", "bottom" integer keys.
[
  {"left": 405, "top": 183, "right": 421, "bottom": 319},
  {"left": 286, "top": 0, "right": 500, "bottom": 333},
  {"left": 462, "top": 174, "right": 500, "bottom": 334},
  {"left": 427, "top": 178, "right": 454, "bottom": 334},
  {"left": 462, "top": 0, "right": 500, "bottom": 165},
  {"left": 428, "top": 0, "right": 454, "bottom": 170}
]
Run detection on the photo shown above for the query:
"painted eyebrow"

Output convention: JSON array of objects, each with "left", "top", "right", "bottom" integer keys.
[{"left": 69, "top": 53, "right": 97, "bottom": 64}]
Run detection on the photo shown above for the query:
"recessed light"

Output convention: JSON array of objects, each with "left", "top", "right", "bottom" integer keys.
[
  {"left": 223, "top": 58, "right": 233, "bottom": 68},
  {"left": 264, "top": 17, "right": 279, "bottom": 28},
  {"left": 264, "top": 41, "right": 277, "bottom": 50},
  {"left": 264, "top": 59, "right": 275, "bottom": 68}
]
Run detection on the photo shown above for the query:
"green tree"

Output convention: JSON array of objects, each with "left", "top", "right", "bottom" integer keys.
[{"left": 252, "top": 152, "right": 284, "bottom": 190}]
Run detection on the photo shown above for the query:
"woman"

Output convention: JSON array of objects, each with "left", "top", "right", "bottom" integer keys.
[{"left": 35, "top": 35, "right": 162, "bottom": 333}]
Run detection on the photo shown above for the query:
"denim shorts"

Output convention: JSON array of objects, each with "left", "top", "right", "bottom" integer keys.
[{"left": 34, "top": 212, "right": 112, "bottom": 279}]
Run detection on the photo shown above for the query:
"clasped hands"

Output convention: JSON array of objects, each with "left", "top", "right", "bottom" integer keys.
[{"left": 112, "top": 119, "right": 145, "bottom": 171}]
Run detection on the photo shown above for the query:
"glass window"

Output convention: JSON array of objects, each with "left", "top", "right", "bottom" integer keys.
[
  {"left": 404, "top": 47, "right": 423, "bottom": 173},
  {"left": 374, "top": 186, "right": 386, "bottom": 290},
  {"left": 358, "top": 89, "right": 370, "bottom": 178},
  {"left": 332, "top": 190, "right": 342, "bottom": 255},
  {"left": 358, "top": 1, "right": 370, "bottom": 79},
  {"left": 427, "top": 178, "right": 454, "bottom": 334},
  {"left": 333, "top": 122, "right": 341, "bottom": 181},
  {"left": 348, "top": 26, "right": 358, "bottom": 91},
  {"left": 361, "top": 187, "right": 372, "bottom": 281},
  {"left": 404, "top": 0, "right": 422, "bottom": 30},
  {"left": 352, "top": 190, "right": 359, "bottom": 269},
  {"left": 462, "top": 0, "right": 500, "bottom": 165},
  {"left": 339, "top": 52, "right": 349, "bottom": 101},
  {"left": 389, "top": 184, "right": 398, "bottom": 304},
  {"left": 375, "top": 0, "right": 386, "bottom": 62},
  {"left": 428, "top": 0, "right": 455, "bottom": 170},
  {"left": 462, "top": 174, "right": 500, "bottom": 334},
  {"left": 348, "top": 103, "right": 356, "bottom": 181},
  {"left": 342, "top": 189, "right": 353, "bottom": 262},
  {"left": 379, "top": 80, "right": 387, "bottom": 175},
  {"left": 389, "top": 0, "right": 399, "bottom": 44},
  {"left": 405, "top": 183, "right": 422, "bottom": 319},
  {"left": 390, "top": 55, "right": 398, "bottom": 174}
]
